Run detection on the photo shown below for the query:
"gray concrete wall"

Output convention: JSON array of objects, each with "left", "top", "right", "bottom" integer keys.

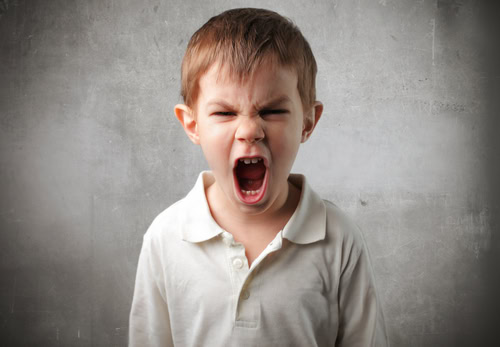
[{"left": 1, "top": 0, "right": 498, "bottom": 346}]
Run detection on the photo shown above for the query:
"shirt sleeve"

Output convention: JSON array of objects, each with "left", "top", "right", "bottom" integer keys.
[
  {"left": 336, "top": 229, "right": 389, "bottom": 347},
  {"left": 129, "top": 233, "right": 174, "bottom": 347}
]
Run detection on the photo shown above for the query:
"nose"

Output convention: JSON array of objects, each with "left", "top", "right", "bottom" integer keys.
[{"left": 235, "top": 116, "right": 265, "bottom": 143}]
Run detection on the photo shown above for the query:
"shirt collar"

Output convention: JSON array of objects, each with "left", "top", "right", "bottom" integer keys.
[
  {"left": 282, "top": 174, "right": 326, "bottom": 244},
  {"left": 181, "top": 172, "right": 224, "bottom": 243},
  {"left": 181, "top": 171, "right": 326, "bottom": 245}
]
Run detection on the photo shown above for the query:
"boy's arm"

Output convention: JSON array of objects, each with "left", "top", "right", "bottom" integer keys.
[
  {"left": 336, "top": 231, "right": 389, "bottom": 347},
  {"left": 129, "top": 234, "right": 174, "bottom": 347}
]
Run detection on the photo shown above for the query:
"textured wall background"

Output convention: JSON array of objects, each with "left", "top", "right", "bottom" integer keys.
[{"left": 1, "top": 0, "right": 498, "bottom": 346}]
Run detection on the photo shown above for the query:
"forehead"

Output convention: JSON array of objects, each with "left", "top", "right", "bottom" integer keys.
[{"left": 197, "top": 61, "right": 300, "bottom": 107}]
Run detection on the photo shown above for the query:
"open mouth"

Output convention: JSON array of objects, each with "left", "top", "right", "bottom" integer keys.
[{"left": 234, "top": 157, "right": 268, "bottom": 204}]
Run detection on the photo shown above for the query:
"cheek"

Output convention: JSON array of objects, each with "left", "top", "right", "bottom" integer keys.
[
  {"left": 199, "top": 121, "right": 224, "bottom": 145},
  {"left": 199, "top": 124, "right": 234, "bottom": 164},
  {"left": 271, "top": 125, "right": 302, "bottom": 163}
]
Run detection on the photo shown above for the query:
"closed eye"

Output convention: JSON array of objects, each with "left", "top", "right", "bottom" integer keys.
[
  {"left": 259, "top": 109, "right": 288, "bottom": 116},
  {"left": 213, "top": 111, "right": 236, "bottom": 116}
]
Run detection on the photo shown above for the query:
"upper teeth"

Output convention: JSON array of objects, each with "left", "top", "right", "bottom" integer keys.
[{"left": 240, "top": 158, "right": 262, "bottom": 164}]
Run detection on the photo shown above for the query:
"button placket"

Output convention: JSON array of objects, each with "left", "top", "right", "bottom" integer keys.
[
  {"left": 222, "top": 231, "right": 287, "bottom": 327},
  {"left": 234, "top": 268, "right": 262, "bottom": 327},
  {"left": 222, "top": 232, "right": 249, "bottom": 301},
  {"left": 221, "top": 232, "right": 264, "bottom": 327}
]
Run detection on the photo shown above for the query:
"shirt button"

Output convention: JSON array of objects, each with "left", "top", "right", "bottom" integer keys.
[
  {"left": 241, "top": 290, "right": 250, "bottom": 300},
  {"left": 233, "top": 258, "right": 243, "bottom": 269}
]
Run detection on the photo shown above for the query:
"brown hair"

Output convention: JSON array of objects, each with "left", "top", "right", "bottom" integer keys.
[{"left": 180, "top": 8, "right": 318, "bottom": 112}]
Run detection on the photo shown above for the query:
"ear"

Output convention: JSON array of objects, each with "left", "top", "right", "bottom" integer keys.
[
  {"left": 301, "top": 101, "right": 323, "bottom": 143},
  {"left": 174, "top": 104, "right": 200, "bottom": 145}
]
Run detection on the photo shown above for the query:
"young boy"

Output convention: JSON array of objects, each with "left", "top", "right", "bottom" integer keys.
[{"left": 129, "top": 8, "right": 387, "bottom": 347}]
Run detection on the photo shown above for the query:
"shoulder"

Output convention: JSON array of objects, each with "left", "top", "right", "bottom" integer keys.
[
  {"left": 323, "top": 200, "right": 363, "bottom": 243},
  {"left": 143, "top": 197, "right": 188, "bottom": 246},
  {"left": 322, "top": 199, "right": 367, "bottom": 269}
]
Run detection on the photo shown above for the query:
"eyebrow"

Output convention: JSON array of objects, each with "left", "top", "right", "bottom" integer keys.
[
  {"left": 206, "top": 100, "right": 234, "bottom": 109},
  {"left": 256, "top": 95, "right": 292, "bottom": 109},
  {"left": 206, "top": 95, "right": 292, "bottom": 110}
]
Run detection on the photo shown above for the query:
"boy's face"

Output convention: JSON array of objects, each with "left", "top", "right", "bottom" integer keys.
[{"left": 175, "top": 61, "right": 322, "bottom": 215}]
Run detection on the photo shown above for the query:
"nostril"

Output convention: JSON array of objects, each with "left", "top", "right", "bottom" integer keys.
[
  {"left": 239, "top": 134, "right": 264, "bottom": 143},
  {"left": 252, "top": 135, "right": 264, "bottom": 143}
]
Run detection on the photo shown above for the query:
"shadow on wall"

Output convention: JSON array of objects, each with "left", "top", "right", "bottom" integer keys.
[
  {"left": 481, "top": 0, "right": 500, "bottom": 345},
  {"left": 413, "top": 1, "right": 500, "bottom": 345}
]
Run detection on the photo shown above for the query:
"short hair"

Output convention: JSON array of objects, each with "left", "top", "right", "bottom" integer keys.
[{"left": 180, "top": 8, "right": 318, "bottom": 112}]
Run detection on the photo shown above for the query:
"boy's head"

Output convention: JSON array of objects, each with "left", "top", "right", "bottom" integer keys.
[
  {"left": 175, "top": 8, "right": 323, "bottom": 214},
  {"left": 180, "top": 8, "right": 318, "bottom": 114}
]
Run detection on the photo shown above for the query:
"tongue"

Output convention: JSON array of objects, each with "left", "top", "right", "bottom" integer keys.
[
  {"left": 236, "top": 161, "right": 266, "bottom": 191},
  {"left": 236, "top": 161, "right": 266, "bottom": 179}
]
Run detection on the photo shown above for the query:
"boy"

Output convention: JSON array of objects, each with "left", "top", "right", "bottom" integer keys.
[{"left": 129, "top": 8, "right": 387, "bottom": 347}]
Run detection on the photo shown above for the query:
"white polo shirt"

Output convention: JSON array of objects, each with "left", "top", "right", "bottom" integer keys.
[{"left": 129, "top": 171, "right": 388, "bottom": 347}]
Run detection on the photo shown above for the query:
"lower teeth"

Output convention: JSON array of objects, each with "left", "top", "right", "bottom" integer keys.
[{"left": 242, "top": 189, "right": 260, "bottom": 196}]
